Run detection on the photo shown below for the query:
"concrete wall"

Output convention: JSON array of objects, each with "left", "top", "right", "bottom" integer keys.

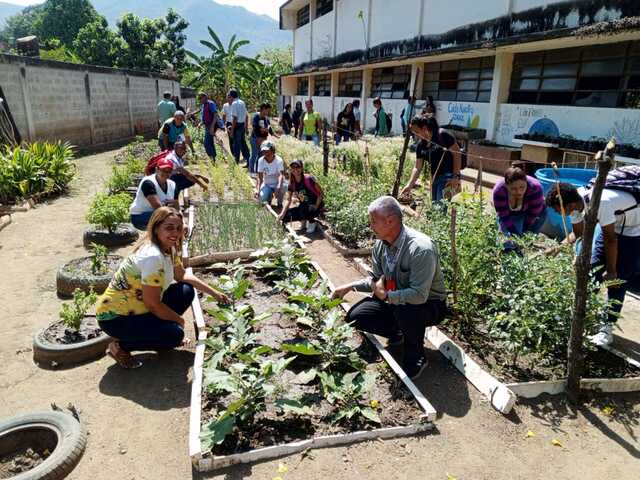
[
  {"left": 312, "top": 9, "right": 335, "bottom": 61},
  {"left": 294, "top": 23, "right": 312, "bottom": 66},
  {"left": 495, "top": 104, "right": 640, "bottom": 147},
  {"left": 0, "top": 54, "right": 180, "bottom": 147},
  {"left": 371, "top": 0, "right": 422, "bottom": 45},
  {"left": 336, "top": 0, "right": 368, "bottom": 55}
]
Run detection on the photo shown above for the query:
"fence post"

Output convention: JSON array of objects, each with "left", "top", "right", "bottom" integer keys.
[
  {"left": 392, "top": 70, "right": 420, "bottom": 198},
  {"left": 322, "top": 120, "right": 329, "bottom": 176},
  {"left": 566, "top": 138, "right": 615, "bottom": 403}
]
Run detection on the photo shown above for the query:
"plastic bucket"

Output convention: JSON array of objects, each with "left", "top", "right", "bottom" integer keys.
[{"left": 535, "top": 168, "right": 597, "bottom": 240}]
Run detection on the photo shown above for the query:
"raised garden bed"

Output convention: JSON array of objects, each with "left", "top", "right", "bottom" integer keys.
[
  {"left": 56, "top": 255, "right": 122, "bottom": 298},
  {"left": 467, "top": 143, "right": 521, "bottom": 176}
]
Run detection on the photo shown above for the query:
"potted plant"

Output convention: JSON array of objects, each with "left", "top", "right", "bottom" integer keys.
[
  {"left": 56, "top": 243, "right": 123, "bottom": 297},
  {"left": 84, "top": 192, "right": 138, "bottom": 247},
  {"left": 33, "top": 288, "right": 112, "bottom": 367}
]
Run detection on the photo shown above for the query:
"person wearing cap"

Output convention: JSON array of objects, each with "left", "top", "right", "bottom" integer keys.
[
  {"left": 157, "top": 91, "right": 176, "bottom": 126},
  {"left": 167, "top": 141, "right": 209, "bottom": 196},
  {"left": 250, "top": 102, "right": 280, "bottom": 174},
  {"left": 278, "top": 159, "right": 324, "bottom": 234},
  {"left": 228, "top": 88, "right": 250, "bottom": 164},
  {"left": 255, "top": 141, "right": 285, "bottom": 207},
  {"left": 158, "top": 111, "right": 195, "bottom": 153},
  {"left": 197, "top": 92, "right": 220, "bottom": 161},
  {"left": 130, "top": 157, "right": 179, "bottom": 231}
]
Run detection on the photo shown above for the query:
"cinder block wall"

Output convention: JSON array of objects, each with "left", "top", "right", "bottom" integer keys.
[{"left": 0, "top": 54, "right": 181, "bottom": 148}]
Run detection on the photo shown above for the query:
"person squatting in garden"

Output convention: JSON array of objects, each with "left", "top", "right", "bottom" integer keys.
[
  {"left": 400, "top": 116, "right": 461, "bottom": 204},
  {"left": 97, "top": 207, "right": 230, "bottom": 369},
  {"left": 250, "top": 102, "right": 279, "bottom": 174},
  {"left": 158, "top": 110, "right": 195, "bottom": 153},
  {"left": 255, "top": 141, "right": 285, "bottom": 208},
  {"left": 301, "top": 99, "right": 322, "bottom": 146},
  {"left": 332, "top": 196, "right": 447, "bottom": 379},
  {"left": 545, "top": 173, "right": 640, "bottom": 347},
  {"left": 492, "top": 166, "right": 546, "bottom": 237},
  {"left": 165, "top": 140, "right": 209, "bottom": 197},
  {"left": 130, "top": 156, "right": 178, "bottom": 231},
  {"left": 197, "top": 92, "right": 220, "bottom": 161},
  {"left": 228, "top": 88, "right": 251, "bottom": 164},
  {"left": 278, "top": 159, "right": 324, "bottom": 234}
]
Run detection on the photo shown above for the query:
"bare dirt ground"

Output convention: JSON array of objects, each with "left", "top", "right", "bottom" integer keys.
[{"left": 0, "top": 148, "right": 639, "bottom": 480}]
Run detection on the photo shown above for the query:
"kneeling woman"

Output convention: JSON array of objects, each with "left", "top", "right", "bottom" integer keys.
[
  {"left": 97, "top": 207, "right": 229, "bottom": 368},
  {"left": 278, "top": 159, "right": 324, "bottom": 234},
  {"left": 130, "top": 156, "right": 178, "bottom": 231},
  {"left": 492, "top": 166, "right": 546, "bottom": 236}
]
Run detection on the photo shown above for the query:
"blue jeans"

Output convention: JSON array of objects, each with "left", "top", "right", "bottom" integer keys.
[
  {"left": 203, "top": 127, "right": 216, "bottom": 159},
  {"left": 249, "top": 135, "right": 260, "bottom": 173},
  {"left": 303, "top": 134, "right": 320, "bottom": 147},
  {"left": 131, "top": 211, "right": 153, "bottom": 231},
  {"left": 231, "top": 124, "right": 250, "bottom": 163},
  {"left": 432, "top": 173, "right": 454, "bottom": 203},
  {"left": 98, "top": 283, "right": 195, "bottom": 353},
  {"left": 259, "top": 184, "right": 284, "bottom": 206},
  {"left": 591, "top": 230, "right": 640, "bottom": 323},
  {"left": 498, "top": 208, "right": 548, "bottom": 237}
]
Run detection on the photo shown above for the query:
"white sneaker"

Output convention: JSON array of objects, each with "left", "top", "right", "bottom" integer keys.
[
  {"left": 589, "top": 323, "right": 613, "bottom": 347},
  {"left": 306, "top": 222, "right": 317, "bottom": 234}
]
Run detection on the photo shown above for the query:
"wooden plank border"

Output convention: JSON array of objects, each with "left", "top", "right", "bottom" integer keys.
[{"left": 316, "top": 219, "right": 372, "bottom": 257}]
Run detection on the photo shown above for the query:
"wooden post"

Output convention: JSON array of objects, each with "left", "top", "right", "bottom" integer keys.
[
  {"left": 322, "top": 120, "right": 329, "bottom": 176},
  {"left": 392, "top": 70, "right": 420, "bottom": 198},
  {"left": 450, "top": 206, "right": 459, "bottom": 306},
  {"left": 566, "top": 138, "right": 615, "bottom": 403}
]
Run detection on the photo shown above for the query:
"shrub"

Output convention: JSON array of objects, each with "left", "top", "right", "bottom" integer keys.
[
  {"left": 59, "top": 288, "right": 97, "bottom": 331},
  {"left": 90, "top": 243, "right": 109, "bottom": 275},
  {"left": 86, "top": 193, "right": 131, "bottom": 232}
]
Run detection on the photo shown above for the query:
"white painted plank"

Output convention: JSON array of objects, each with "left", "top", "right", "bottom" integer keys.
[
  {"left": 505, "top": 380, "right": 567, "bottom": 399},
  {"left": 189, "top": 341, "right": 206, "bottom": 460}
]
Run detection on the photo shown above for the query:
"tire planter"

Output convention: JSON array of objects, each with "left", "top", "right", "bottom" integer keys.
[
  {"left": 0, "top": 411, "right": 86, "bottom": 480},
  {"left": 56, "top": 255, "right": 123, "bottom": 298},
  {"left": 82, "top": 223, "right": 138, "bottom": 248},
  {"left": 33, "top": 316, "right": 111, "bottom": 368}
]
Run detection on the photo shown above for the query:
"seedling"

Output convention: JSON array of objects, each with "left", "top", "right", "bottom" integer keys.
[
  {"left": 90, "top": 242, "right": 109, "bottom": 275},
  {"left": 318, "top": 370, "right": 380, "bottom": 425},
  {"left": 59, "top": 288, "right": 97, "bottom": 331}
]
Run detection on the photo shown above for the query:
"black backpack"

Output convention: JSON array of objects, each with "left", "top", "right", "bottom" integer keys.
[
  {"left": 585, "top": 165, "right": 640, "bottom": 232},
  {"left": 386, "top": 112, "right": 392, "bottom": 132}
]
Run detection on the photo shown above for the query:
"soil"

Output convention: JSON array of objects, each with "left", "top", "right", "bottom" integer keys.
[
  {"left": 41, "top": 316, "right": 103, "bottom": 345},
  {"left": 60, "top": 256, "right": 121, "bottom": 279},
  {"left": 0, "top": 446, "right": 49, "bottom": 477},
  {"left": 199, "top": 269, "right": 422, "bottom": 457}
]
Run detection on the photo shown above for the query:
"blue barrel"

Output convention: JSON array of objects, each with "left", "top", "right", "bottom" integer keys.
[{"left": 534, "top": 168, "right": 597, "bottom": 240}]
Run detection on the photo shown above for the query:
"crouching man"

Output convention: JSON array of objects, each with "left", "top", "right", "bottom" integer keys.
[{"left": 332, "top": 196, "right": 447, "bottom": 379}]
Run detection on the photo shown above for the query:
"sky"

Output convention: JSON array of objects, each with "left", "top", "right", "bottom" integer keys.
[{"left": 2, "top": 0, "right": 286, "bottom": 20}]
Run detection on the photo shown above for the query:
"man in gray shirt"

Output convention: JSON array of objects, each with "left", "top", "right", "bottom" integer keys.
[{"left": 333, "top": 195, "right": 447, "bottom": 379}]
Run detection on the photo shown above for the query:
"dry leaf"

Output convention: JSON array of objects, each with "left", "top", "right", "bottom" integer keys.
[
  {"left": 446, "top": 474, "right": 458, "bottom": 480},
  {"left": 601, "top": 405, "right": 615, "bottom": 417},
  {"left": 551, "top": 439, "right": 563, "bottom": 447},
  {"left": 273, "top": 477, "right": 284, "bottom": 480},
  {"left": 278, "top": 463, "right": 289, "bottom": 474},
  {"left": 370, "top": 399, "right": 380, "bottom": 409},
  {"left": 525, "top": 430, "right": 536, "bottom": 438}
]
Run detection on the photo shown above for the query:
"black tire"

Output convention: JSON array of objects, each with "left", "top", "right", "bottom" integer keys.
[
  {"left": 0, "top": 411, "right": 86, "bottom": 480},
  {"left": 33, "top": 326, "right": 112, "bottom": 369},
  {"left": 82, "top": 224, "right": 138, "bottom": 248},
  {"left": 56, "top": 255, "right": 122, "bottom": 298}
]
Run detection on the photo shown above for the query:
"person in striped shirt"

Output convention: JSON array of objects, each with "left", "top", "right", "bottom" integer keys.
[{"left": 492, "top": 166, "right": 546, "bottom": 237}]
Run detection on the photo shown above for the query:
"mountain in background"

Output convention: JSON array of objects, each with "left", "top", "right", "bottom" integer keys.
[{"left": 0, "top": 0, "right": 291, "bottom": 57}]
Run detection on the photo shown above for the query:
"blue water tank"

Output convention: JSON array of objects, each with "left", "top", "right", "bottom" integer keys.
[{"left": 534, "top": 168, "right": 597, "bottom": 240}]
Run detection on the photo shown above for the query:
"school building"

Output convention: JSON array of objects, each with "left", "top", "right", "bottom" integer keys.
[{"left": 278, "top": 0, "right": 640, "bottom": 154}]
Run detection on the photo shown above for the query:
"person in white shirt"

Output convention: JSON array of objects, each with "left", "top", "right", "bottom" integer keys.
[
  {"left": 255, "top": 141, "right": 285, "bottom": 207},
  {"left": 228, "top": 89, "right": 250, "bottom": 164},
  {"left": 546, "top": 178, "right": 640, "bottom": 346},
  {"left": 130, "top": 157, "right": 178, "bottom": 231}
]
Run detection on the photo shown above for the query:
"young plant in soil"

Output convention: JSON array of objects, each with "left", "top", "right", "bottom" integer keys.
[
  {"left": 86, "top": 193, "right": 130, "bottom": 233},
  {"left": 59, "top": 288, "right": 97, "bottom": 331},
  {"left": 253, "top": 239, "right": 314, "bottom": 280},
  {"left": 90, "top": 243, "right": 109, "bottom": 275},
  {"left": 318, "top": 370, "right": 381, "bottom": 425}
]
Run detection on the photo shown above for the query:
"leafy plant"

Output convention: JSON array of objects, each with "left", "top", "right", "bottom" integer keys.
[
  {"left": 318, "top": 370, "right": 380, "bottom": 425},
  {"left": 86, "top": 193, "right": 130, "bottom": 232},
  {"left": 253, "top": 239, "right": 313, "bottom": 280},
  {"left": 90, "top": 242, "right": 109, "bottom": 275},
  {"left": 209, "top": 261, "right": 251, "bottom": 306},
  {"left": 59, "top": 288, "right": 97, "bottom": 331},
  {"left": 279, "top": 280, "right": 343, "bottom": 329}
]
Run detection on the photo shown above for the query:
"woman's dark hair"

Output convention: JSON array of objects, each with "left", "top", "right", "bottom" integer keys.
[
  {"left": 504, "top": 167, "right": 527, "bottom": 184},
  {"left": 545, "top": 182, "right": 582, "bottom": 208},
  {"left": 285, "top": 103, "right": 291, "bottom": 110},
  {"left": 295, "top": 101, "right": 302, "bottom": 109},
  {"left": 411, "top": 115, "right": 440, "bottom": 142},
  {"left": 352, "top": 99, "right": 360, "bottom": 107},
  {"left": 259, "top": 102, "right": 271, "bottom": 110},
  {"left": 342, "top": 102, "right": 352, "bottom": 114}
]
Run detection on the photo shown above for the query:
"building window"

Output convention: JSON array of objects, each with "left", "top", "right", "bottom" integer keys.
[
  {"left": 422, "top": 57, "right": 494, "bottom": 103},
  {"left": 509, "top": 41, "right": 640, "bottom": 108},
  {"left": 314, "top": 74, "right": 331, "bottom": 97},
  {"left": 316, "top": 0, "right": 333, "bottom": 18},
  {"left": 371, "top": 66, "right": 411, "bottom": 99},
  {"left": 297, "top": 5, "right": 310, "bottom": 27},
  {"left": 297, "top": 77, "right": 309, "bottom": 96},
  {"left": 338, "top": 71, "right": 362, "bottom": 97}
]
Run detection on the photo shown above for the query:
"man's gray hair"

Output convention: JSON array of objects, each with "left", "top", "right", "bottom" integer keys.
[{"left": 367, "top": 195, "right": 403, "bottom": 221}]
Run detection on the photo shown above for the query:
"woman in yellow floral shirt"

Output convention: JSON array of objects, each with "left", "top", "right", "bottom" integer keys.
[{"left": 97, "top": 207, "right": 229, "bottom": 368}]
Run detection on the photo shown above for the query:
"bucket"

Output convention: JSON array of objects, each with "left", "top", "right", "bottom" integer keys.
[{"left": 534, "top": 168, "right": 597, "bottom": 240}]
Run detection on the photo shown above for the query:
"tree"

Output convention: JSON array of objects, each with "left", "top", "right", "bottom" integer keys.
[
  {"left": 116, "top": 13, "right": 165, "bottom": 71},
  {"left": 156, "top": 9, "right": 189, "bottom": 74},
  {"left": 37, "top": 0, "right": 102, "bottom": 48},
  {"left": 73, "top": 17, "right": 122, "bottom": 67},
  {"left": 0, "top": 5, "right": 45, "bottom": 45}
]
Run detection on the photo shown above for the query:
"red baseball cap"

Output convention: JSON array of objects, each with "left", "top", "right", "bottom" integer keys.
[{"left": 156, "top": 157, "right": 174, "bottom": 171}]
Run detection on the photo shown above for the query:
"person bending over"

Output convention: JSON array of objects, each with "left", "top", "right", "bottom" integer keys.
[
  {"left": 130, "top": 157, "right": 178, "bottom": 231},
  {"left": 97, "top": 207, "right": 229, "bottom": 369},
  {"left": 493, "top": 166, "right": 546, "bottom": 237},
  {"left": 332, "top": 196, "right": 447, "bottom": 379},
  {"left": 255, "top": 141, "right": 285, "bottom": 208},
  {"left": 278, "top": 159, "right": 324, "bottom": 234}
]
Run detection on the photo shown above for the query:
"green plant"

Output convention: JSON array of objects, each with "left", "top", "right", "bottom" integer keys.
[
  {"left": 105, "top": 165, "right": 133, "bottom": 194},
  {"left": 86, "top": 193, "right": 130, "bottom": 232},
  {"left": 59, "top": 288, "right": 97, "bottom": 331},
  {"left": 209, "top": 261, "right": 251, "bottom": 306},
  {"left": 318, "top": 370, "right": 380, "bottom": 425},
  {"left": 90, "top": 242, "right": 109, "bottom": 275},
  {"left": 253, "top": 239, "right": 314, "bottom": 280}
]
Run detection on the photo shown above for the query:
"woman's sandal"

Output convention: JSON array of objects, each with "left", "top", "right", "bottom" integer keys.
[{"left": 106, "top": 341, "right": 142, "bottom": 369}]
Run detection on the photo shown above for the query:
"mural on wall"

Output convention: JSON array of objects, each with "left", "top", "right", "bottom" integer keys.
[
  {"left": 528, "top": 118, "right": 559, "bottom": 137},
  {"left": 497, "top": 105, "right": 556, "bottom": 145},
  {"left": 443, "top": 102, "right": 481, "bottom": 128}
]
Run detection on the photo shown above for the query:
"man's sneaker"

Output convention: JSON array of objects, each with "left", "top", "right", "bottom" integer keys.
[
  {"left": 386, "top": 331, "right": 404, "bottom": 348},
  {"left": 306, "top": 222, "right": 317, "bottom": 234},
  {"left": 589, "top": 323, "right": 614, "bottom": 347},
  {"left": 405, "top": 356, "right": 428, "bottom": 380},
  {"left": 355, "top": 339, "right": 380, "bottom": 363}
]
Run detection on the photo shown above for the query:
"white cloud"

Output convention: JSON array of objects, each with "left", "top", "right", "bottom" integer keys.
[
  {"left": 2, "top": 0, "right": 43, "bottom": 6},
  {"left": 214, "top": 0, "right": 286, "bottom": 20}
]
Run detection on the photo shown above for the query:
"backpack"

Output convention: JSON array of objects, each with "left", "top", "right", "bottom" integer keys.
[
  {"left": 585, "top": 165, "right": 640, "bottom": 232},
  {"left": 386, "top": 112, "right": 392, "bottom": 132},
  {"left": 144, "top": 150, "right": 172, "bottom": 176}
]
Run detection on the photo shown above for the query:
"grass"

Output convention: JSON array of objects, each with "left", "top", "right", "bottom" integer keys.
[{"left": 190, "top": 202, "right": 284, "bottom": 255}]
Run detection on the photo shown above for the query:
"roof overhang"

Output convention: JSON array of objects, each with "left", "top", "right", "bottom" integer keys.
[{"left": 279, "top": 0, "right": 309, "bottom": 30}]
